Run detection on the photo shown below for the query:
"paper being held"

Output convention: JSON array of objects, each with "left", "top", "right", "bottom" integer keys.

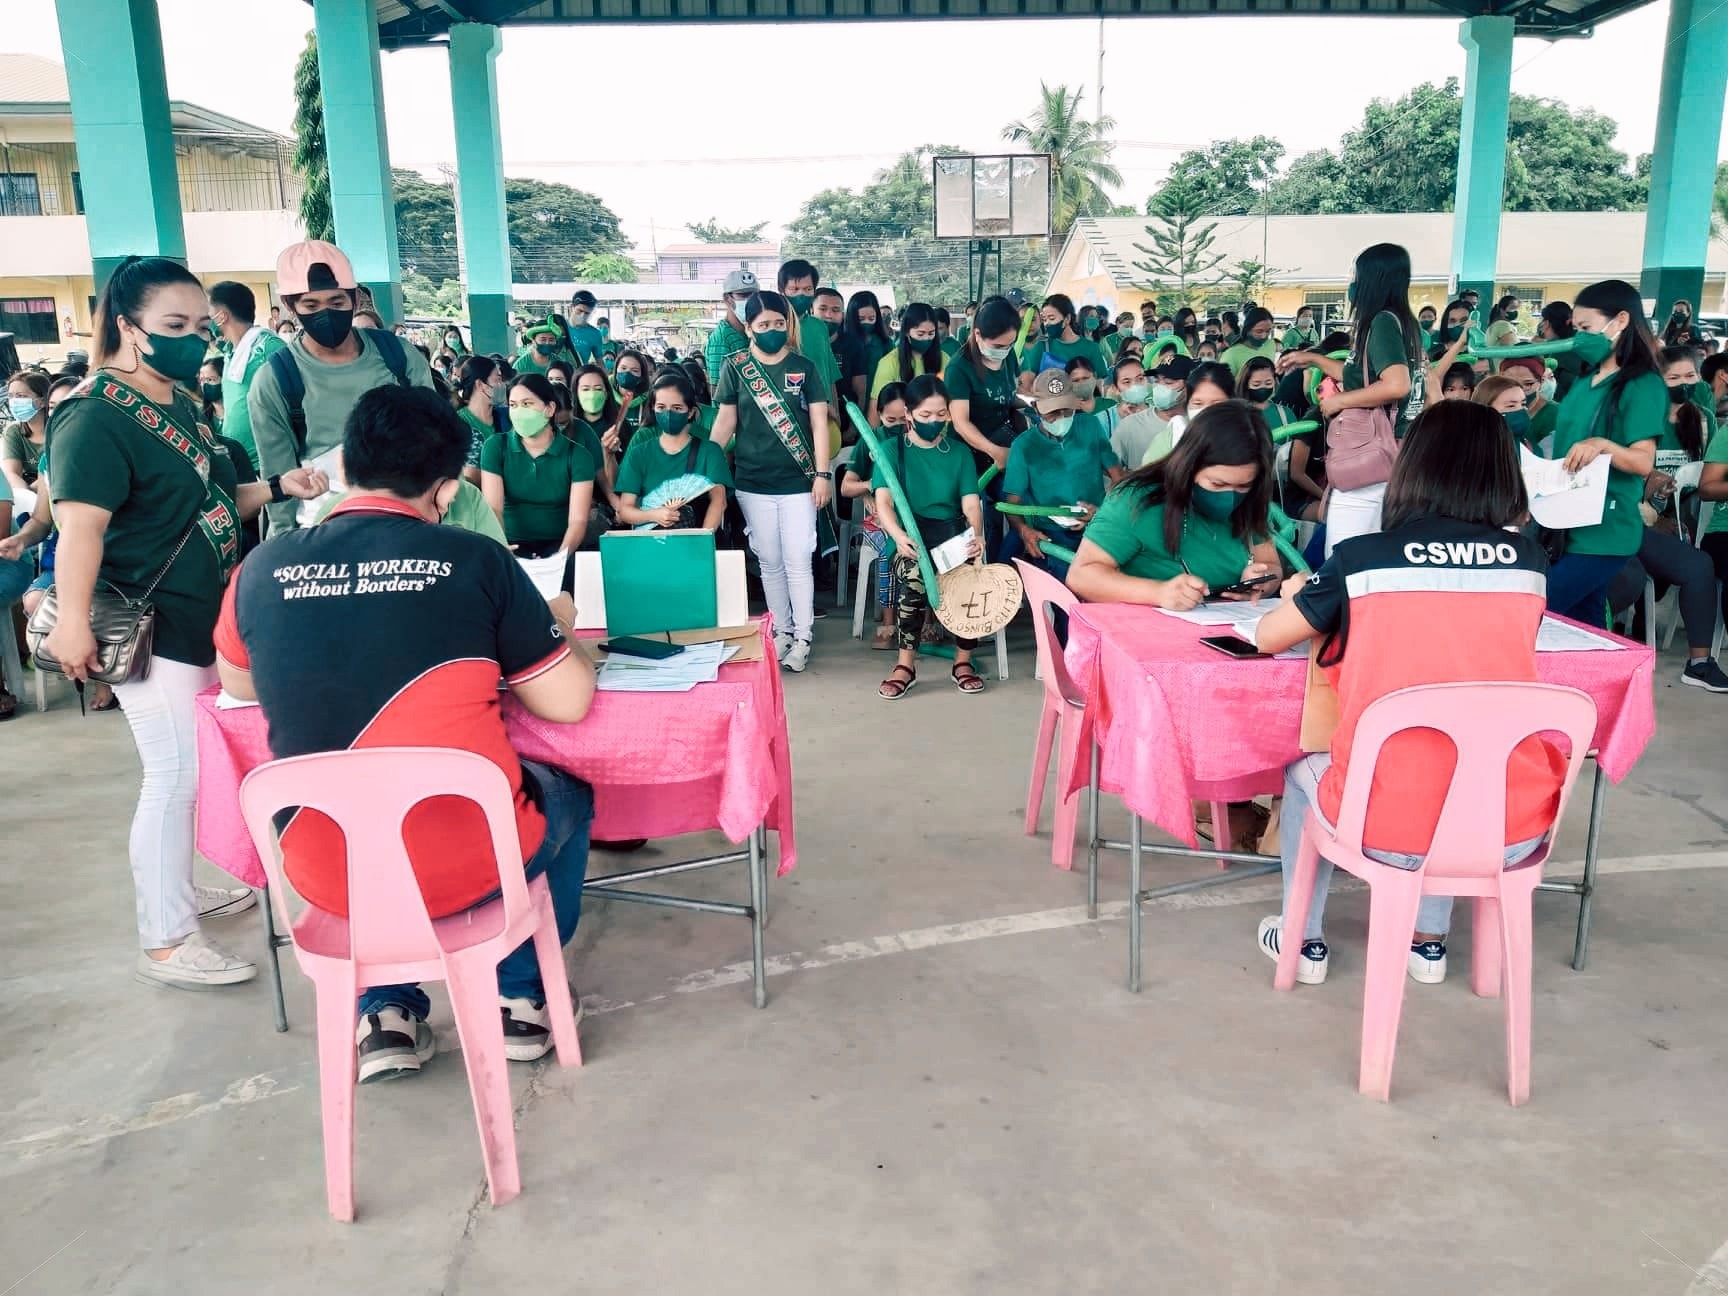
[
  {"left": 1519, "top": 446, "right": 1609, "bottom": 530},
  {"left": 930, "top": 529, "right": 978, "bottom": 575},
  {"left": 296, "top": 446, "right": 348, "bottom": 529}
]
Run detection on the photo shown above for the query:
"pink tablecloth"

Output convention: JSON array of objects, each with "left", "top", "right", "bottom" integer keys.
[
  {"left": 1064, "top": 603, "right": 1657, "bottom": 847},
  {"left": 194, "top": 619, "right": 797, "bottom": 888}
]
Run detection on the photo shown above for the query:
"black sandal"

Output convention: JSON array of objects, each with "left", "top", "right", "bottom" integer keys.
[
  {"left": 878, "top": 663, "right": 917, "bottom": 701},
  {"left": 0, "top": 689, "right": 15, "bottom": 721},
  {"left": 951, "top": 662, "right": 985, "bottom": 695}
]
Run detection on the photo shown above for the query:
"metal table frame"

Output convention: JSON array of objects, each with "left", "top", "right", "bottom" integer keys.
[
  {"left": 258, "top": 823, "right": 773, "bottom": 1032},
  {"left": 1084, "top": 741, "right": 1609, "bottom": 993}
]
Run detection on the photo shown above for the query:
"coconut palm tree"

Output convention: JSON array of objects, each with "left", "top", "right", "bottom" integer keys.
[{"left": 1002, "top": 83, "right": 1122, "bottom": 267}]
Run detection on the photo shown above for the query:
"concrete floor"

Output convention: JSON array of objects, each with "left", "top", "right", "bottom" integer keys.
[{"left": 3, "top": 616, "right": 1727, "bottom": 1296}]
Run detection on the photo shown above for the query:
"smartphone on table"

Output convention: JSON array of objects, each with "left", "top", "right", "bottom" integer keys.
[
  {"left": 1199, "top": 635, "right": 1268, "bottom": 660},
  {"left": 600, "top": 636, "right": 686, "bottom": 660},
  {"left": 1213, "top": 572, "right": 1280, "bottom": 598}
]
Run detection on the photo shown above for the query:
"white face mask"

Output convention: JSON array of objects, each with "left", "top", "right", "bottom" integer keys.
[
  {"left": 1539, "top": 376, "right": 1557, "bottom": 401},
  {"left": 1043, "top": 414, "right": 1074, "bottom": 440}
]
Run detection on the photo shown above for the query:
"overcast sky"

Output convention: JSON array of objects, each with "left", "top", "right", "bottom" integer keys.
[{"left": 10, "top": 0, "right": 1726, "bottom": 256}]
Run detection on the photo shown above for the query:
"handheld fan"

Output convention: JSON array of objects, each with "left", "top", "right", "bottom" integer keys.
[{"left": 635, "top": 473, "right": 716, "bottom": 529}]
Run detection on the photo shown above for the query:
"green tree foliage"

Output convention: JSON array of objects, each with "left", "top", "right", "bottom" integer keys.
[
  {"left": 290, "top": 34, "right": 333, "bottom": 242},
  {"left": 574, "top": 251, "right": 639, "bottom": 282},
  {"left": 393, "top": 168, "right": 458, "bottom": 277},
  {"left": 687, "top": 218, "right": 770, "bottom": 243},
  {"left": 1131, "top": 177, "right": 1228, "bottom": 307},
  {"left": 388, "top": 170, "right": 627, "bottom": 283},
  {"left": 1147, "top": 136, "right": 1285, "bottom": 218},
  {"left": 400, "top": 272, "right": 465, "bottom": 321},
  {"left": 1713, "top": 162, "right": 1728, "bottom": 245},
  {"left": 1263, "top": 80, "right": 1645, "bottom": 214},
  {"left": 782, "top": 145, "right": 1047, "bottom": 305},
  {"left": 1002, "top": 84, "right": 1122, "bottom": 260}
]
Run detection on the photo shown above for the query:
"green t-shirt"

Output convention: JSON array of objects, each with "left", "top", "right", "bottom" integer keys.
[
  {"left": 1003, "top": 415, "right": 1118, "bottom": 530},
  {"left": 479, "top": 431, "right": 597, "bottom": 545},
  {"left": 1, "top": 421, "right": 44, "bottom": 486},
  {"left": 512, "top": 347, "right": 556, "bottom": 376},
  {"left": 1704, "top": 424, "right": 1728, "bottom": 536},
  {"left": 705, "top": 319, "right": 748, "bottom": 380},
  {"left": 47, "top": 385, "right": 240, "bottom": 666},
  {"left": 1082, "top": 486, "right": 1254, "bottom": 589},
  {"left": 1341, "top": 310, "right": 1424, "bottom": 438},
  {"left": 1550, "top": 369, "right": 1666, "bottom": 557},
  {"left": 216, "top": 326, "right": 285, "bottom": 470},
  {"left": 458, "top": 407, "right": 494, "bottom": 470},
  {"left": 566, "top": 415, "right": 610, "bottom": 474},
  {"left": 1282, "top": 326, "right": 1320, "bottom": 352},
  {"left": 870, "top": 348, "right": 943, "bottom": 403},
  {"left": 1220, "top": 339, "right": 1277, "bottom": 377},
  {"left": 871, "top": 433, "right": 975, "bottom": 534},
  {"left": 942, "top": 351, "right": 1021, "bottom": 448},
  {"left": 715, "top": 351, "right": 828, "bottom": 495},
  {"left": 797, "top": 312, "right": 841, "bottom": 395},
  {"left": 1527, "top": 398, "right": 1560, "bottom": 450},
  {"left": 939, "top": 336, "right": 961, "bottom": 362},
  {"left": 615, "top": 431, "right": 733, "bottom": 501},
  {"left": 314, "top": 480, "right": 508, "bottom": 546},
  {"left": 1021, "top": 334, "right": 1107, "bottom": 378}
]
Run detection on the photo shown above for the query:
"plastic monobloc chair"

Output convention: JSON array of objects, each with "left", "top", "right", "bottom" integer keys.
[
  {"left": 1276, "top": 682, "right": 1596, "bottom": 1105},
  {"left": 1014, "top": 560, "right": 1087, "bottom": 869},
  {"left": 239, "top": 747, "right": 582, "bottom": 1221},
  {"left": 851, "top": 547, "right": 877, "bottom": 640}
]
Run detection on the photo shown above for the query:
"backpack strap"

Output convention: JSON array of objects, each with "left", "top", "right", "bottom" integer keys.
[
  {"left": 265, "top": 347, "right": 308, "bottom": 459},
  {"left": 361, "top": 328, "right": 413, "bottom": 387},
  {"left": 686, "top": 437, "right": 700, "bottom": 474}
]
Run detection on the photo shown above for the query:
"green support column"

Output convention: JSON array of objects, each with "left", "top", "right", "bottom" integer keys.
[
  {"left": 312, "top": 0, "right": 402, "bottom": 322},
  {"left": 54, "top": 0, "right": 186, "bottom": 293},
  {"left": 448, "top": 24, "right": 512, "bottom": 357},
  {"left": 1448, "top": 15, "right": 1514, "bottom": 309},
  {"left": 1639, "top": 0, "right": 1728, "bottom": 317}
]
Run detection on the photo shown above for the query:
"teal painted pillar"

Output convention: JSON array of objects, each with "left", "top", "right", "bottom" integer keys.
[
  {"left": 1640, "top": 0, "right": 1728, "bottom": 317},
  {"left": 448, "top": 24, "right": 512, "bottom": 356},
  {"left": 54, "top": 0, "right": 186, "bottom": 293},
  {"left": 1448, "top": 15, "right": 1514, "bottom": 308},
  {"left": 312, "top": 0, "right": 401, "bottom": 322}
]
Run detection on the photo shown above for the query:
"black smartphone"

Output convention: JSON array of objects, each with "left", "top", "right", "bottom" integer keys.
[
  {"left": 1199, "top": 634, "right": 1268, "bottom": 660},
  {"left": 1214, "top": 572, "right": 1281, "bottom": 597},
  {"left": 600, "top": 636, "right": 686, "bottom": 660}
]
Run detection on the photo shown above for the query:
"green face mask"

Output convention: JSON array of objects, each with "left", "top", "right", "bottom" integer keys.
[
  {"left": 787, "top": 294, "right": 815, "bottom": 315},
  {"left": 753, "top": 328, "right": 789, "bottom": 354},
  {"left": 534, "top": 341, "right": 556, "bottom": 357},
  {"left": 908, "top": 334, "right": 935, "bottom": 353},
  {"left": 1190, "top": 485, "right": 1246, "bottom": 522},
  {"left": 981, "top": 343, "right": 1013, "bottom": 362},
  {"left": 578, "top": 389, "right": 608, "bottom": 415},
  {"left": 510, "top": 407, "right": 550, "bottom": 438},
  {"left": 1120, "top": 382, "right": 1152, "bottom": 405},
  {"left": 135, "top": 327, "right": 210, "bottom": 385},
  {"left": 1571, "top": 329, "right": 1614, "bottom": 366},
  {"left": 655, "top": 409, "right": 692, "bottom": 436}
]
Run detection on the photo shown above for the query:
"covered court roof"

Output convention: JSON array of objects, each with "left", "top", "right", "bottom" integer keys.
[{"left": 340, "top": 0, "right": 1655, "bottom": 46}]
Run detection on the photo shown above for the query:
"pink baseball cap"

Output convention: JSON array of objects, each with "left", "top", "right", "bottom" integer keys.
[{"left": 276, "top": 240, "right": 356, "bottom": 296}]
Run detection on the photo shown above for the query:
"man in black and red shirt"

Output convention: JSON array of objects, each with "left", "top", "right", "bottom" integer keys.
[{"left": 216, "top": 386, "right": 597, "bottom": 1082}]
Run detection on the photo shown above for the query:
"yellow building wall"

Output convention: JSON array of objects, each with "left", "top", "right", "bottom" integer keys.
[{"left": 3, "top": 273, "right": 277, "bottom": 367}]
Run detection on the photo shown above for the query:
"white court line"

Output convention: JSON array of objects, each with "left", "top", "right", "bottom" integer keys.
[{"left": 6, "top": 849, "right": 1726, "bottom": 1162}]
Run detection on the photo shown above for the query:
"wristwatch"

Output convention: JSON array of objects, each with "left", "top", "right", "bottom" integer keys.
[
  {"left": 813, "top": 470, "right": 833, "bottom": 480},
  {"left": 267, "top": 474, "right": 288, "bottom": 504}
]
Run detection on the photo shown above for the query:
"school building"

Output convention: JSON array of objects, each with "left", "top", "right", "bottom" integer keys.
[
  {"left": 1047, "top": 212, "right": 1728, "bottom": 324},
  {"left": 0, "top": 53, "right": 303, "bottom": 367}
]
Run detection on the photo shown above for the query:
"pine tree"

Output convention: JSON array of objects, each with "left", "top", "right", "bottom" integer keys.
[
  {"left": 291, "top": 34, "right": 334, "bottom": 242},
  {"left": 1131, "top": 178, "right": 1227, "bottom": 308}
]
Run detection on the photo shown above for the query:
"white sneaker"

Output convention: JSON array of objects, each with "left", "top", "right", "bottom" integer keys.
[
  {"left": 773, "top": 631, "right": 794, "bottom": 662},
  {"left": 195, "top": 884, "right": 257, "bottom": 921},
  {"left": 134, "top": 931, "right": 257, "bottom": 989},
  {"left": 1408, "top": 940, "right": 1448, "bottom": 984},
  {"left": 357, "top": 1007, "right": 436, "bottom": 1083},
  {"left": 1257, "top": 915, "right": 1329, "bottom": 985},
  {"left": 501, "top": 997, "right": 555, "bottom": 1062},
  {"left": 783, "top": 639, "right": 812, "bottom": 673}
]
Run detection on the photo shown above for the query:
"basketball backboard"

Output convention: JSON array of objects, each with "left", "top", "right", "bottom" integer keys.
[{"left": 933, "top": 154, "right": 1052, "bottom": 241}]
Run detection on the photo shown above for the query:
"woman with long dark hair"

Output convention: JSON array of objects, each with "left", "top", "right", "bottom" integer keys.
[
  {"left": 455, "top": 354, "right": 506, "bottom": 484},
  {"left": 838, "top": 290, "right": 892, "bottom": 411},
  {"left": 479, "top": 371, "right": 596, "bottom": 560},
  {"left": 1544, "top": 278, "right": 1662, "bottom": 629},
  {"left": 1066, "top": 400, "right": 1278, "bottom": 609},
  {"left": 868, "top": 302, "right": 943, "bottom": 423},
  {"left": 1276, "top": 242, "right": 1426, "bottom": 554},
  {"left": 1018, "top": 294, "right": 1107, "bottom": 391},
  {"left": 1536, "top": 301, "right": 1586, "bottom": 401},
  {"left": 44, "top": 256, "right": 326, "bottom": 988},
  {"left": 1251, "top": 400, "right": 1565, "bottom": 986},
  {"left": 947, "top": 296, "right": 1024, "bottom": 475}
]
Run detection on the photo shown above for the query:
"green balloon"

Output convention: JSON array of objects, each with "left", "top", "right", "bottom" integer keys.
[{"left": 847, "top": 405, "right": 943, "bottom": 612}]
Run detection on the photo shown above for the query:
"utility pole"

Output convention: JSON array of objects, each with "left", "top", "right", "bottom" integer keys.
[{"left": 1096, "top": 19, "right": 1105, "bottom": 124}]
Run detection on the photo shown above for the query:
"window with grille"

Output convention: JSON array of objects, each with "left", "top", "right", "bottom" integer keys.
[
  {"left": 0, "top": 173, "right": 43, "bottom": 216},
  {"left": 0, "top": 297, "right": 60, "bottom": 344},
  {"left": 682, "top": 260, "right": 700, "bottom": 280}
]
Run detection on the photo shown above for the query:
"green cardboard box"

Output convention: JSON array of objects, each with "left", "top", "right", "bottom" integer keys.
[{"left": 599, "top": 529, "right": 719, "bottom": 637}]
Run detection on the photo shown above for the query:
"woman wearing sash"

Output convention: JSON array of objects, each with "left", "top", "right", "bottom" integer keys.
[
  {"left": 43, "top": 257, "right": 328, "bottom": 990},
  {"left": 711, "top": 289, "right": 832, "bottom": 673}
]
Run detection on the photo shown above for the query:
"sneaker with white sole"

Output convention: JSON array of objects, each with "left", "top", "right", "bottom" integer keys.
[
  {"left": 1257, "top": 915, "right": 1329, "bottom": 985},
  {"left": 783, "top": 638, "right": 812, "bottom": 673},
  {"left": 501, "top": 997, "right": 555, "bottom": 1061},
  {"left": 773, "top": 632, "right": 794, "bottom": 663},
  {"left": 1408, "top": 940, "right": 1448, "bottom": 984},
  {"left": 1681, "top": 658, "right": 1728, "bottom": 692},
  {"left": 134, "top": 931, "right": 257, "bottom": 989},
  {"left": 357, "top": 1007, "right": 437, "bottom": 1083},
  {"left": 195, "top": 884, "right": 257, "bottom": 921}
]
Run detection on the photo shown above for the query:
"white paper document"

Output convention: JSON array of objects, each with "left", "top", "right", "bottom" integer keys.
[
  {"left": 1156, "top": 597, "right": 1283, "bottom": 630},
  {"left": 297, "top": 446, "right": 348, "bottom": 529},
  {"left": 595, "top": 641, "right": 742, "bottom": 693},
  {"left": 214, "top": 690, "right": 261, "bottom": 710},
  {"left": 930, "top": 529, "right": 977, "bottom": 575},
  {"left": 516, "top": 551, "right": 568, "bottom": 601},
  {"left": 1536, "top": 616, "right": 1625, "bottom": 653},
  {"left": 1520, "top": 446, "right": 1610, "bottom": 530}
]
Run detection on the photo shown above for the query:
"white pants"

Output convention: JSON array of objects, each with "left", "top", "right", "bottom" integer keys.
[
  {"left": 737, "top": 490, "right": 817, "bottom": 643},
  {"left": 1323, "top": 483, "right": 1386, "bottom": 558},
  {"left": 113, "top": 657, "right": 217, "bottom": 948}
]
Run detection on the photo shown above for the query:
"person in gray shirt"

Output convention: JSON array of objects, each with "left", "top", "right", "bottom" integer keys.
[{"left": 249, "top": 239, "right": 433, "bottom": 531}]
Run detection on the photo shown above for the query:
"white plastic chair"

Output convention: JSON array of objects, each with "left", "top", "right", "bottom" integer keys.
[
  {"left": 850, "top": 547, "right": 877, "bottom": 639},
  {"left": 0, "top": 603, "right": 46, "bottom": 713},
  {"left": 831, "top": 446, "right": 861, "bottom": 609}
]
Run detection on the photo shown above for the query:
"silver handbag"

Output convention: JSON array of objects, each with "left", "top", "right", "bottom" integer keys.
[{"left": 25, "top": 523, "right": 194, "bottom": 687}]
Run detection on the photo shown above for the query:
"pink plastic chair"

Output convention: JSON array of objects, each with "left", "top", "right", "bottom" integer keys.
[
  {"left": 239, "top": 747, "right": 582, "bottom": 1221},
  {"left": 1276, "top": 683, "right": 1596, "bottom": 1104},
  {"left": 1015, "top": 560, "right": 1087, "bottom": 869}
]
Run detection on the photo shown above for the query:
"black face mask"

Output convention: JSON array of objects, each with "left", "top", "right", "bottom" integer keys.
[{"left": 297, "top": 307, "right": 354, "bottom": 350}]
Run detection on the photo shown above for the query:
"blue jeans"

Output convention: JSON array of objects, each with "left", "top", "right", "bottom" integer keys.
[
  {"left": 0, "top": 555, "right": 31, "bottom": 606},
  {"left": 1545, "top": 553, "right": 1631, "bottom": 629},
  {"left": 1279, "top": 753, "right": 1542, "bottom": 942},
  {"left": 357, "top": 760, "right": 593, "bottom": 1020}
]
